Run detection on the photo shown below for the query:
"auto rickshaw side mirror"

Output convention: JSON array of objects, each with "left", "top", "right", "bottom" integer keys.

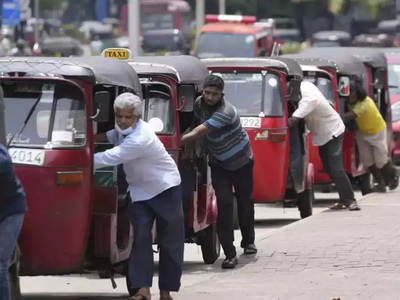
[
  {"left": 373, "top": 70, "right": 385, "bottom": 89},
  {"left": 286, "top": 79, "right": 301, "bottom": 102},
  {"left": 178, "top": 85, "right": 195, "bottom": 112},
  {"left": 338, "top": 76, "right": 350, "bottom": 97},
  {"left": 92, "top": 91, "right": 110, "bottom": 122},
  {"left": 0, "top": 85, "right": 5, "bottom": 146}
]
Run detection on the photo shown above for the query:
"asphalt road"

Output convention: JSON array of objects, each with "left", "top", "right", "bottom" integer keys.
[{"left": 19, "top": 189, "right": 362, "bottom": 299}]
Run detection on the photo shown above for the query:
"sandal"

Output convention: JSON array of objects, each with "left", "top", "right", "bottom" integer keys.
[
  {"left": 221, "top": 257, "right": 238, "bottom": 269},
  {"left": 244, "top": 244, "right": 258, "bottom": 255},
  {"left": 129, "top": 294, "right": 151, "bottom": 300},
  {"left": 329, "top": 203, "right": 346, "bottom": 210}
]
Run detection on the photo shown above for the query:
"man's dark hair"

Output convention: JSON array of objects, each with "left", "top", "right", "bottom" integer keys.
[
  {"left": 350, "top": 76, "right": 367, "bottom": 101},
  {"left": 203, "top": 75, "right": 224, "bottom": 91}
]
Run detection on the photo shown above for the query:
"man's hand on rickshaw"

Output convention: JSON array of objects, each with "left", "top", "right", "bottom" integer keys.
[
  {"left": 94, "top": 132, "right": 109, "bottom": 142},
  {"left": 288, "top": 116, "right": 301, "bottom": 128}
]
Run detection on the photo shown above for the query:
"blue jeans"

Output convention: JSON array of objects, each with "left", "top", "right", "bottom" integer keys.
[
  {"left": 128, "top": 185, "right": 184, "bottom": 292},
  {"left": 0, "top": 214, "right": 24, "bottom": 300}
]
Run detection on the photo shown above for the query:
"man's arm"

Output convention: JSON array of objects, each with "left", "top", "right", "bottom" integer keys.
[
  {"left": 181, "top": 110, "right": 233, "bottom": 146},
  {"left": 342, "top": 110, "right": 358, "bottom": 123},
  {"left": 94, "top": 138, "right": 146, "bottom": 169},
  {"left": 181, "top": 124, "right": 212, "bottom": 146},
  {"left": 288, "top": 100, "right": 317, "bottom": 128}
]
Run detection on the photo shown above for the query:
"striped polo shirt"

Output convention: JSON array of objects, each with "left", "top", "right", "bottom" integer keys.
[{"left": 193, "top": 96, "right": 253, "bottom": 171}]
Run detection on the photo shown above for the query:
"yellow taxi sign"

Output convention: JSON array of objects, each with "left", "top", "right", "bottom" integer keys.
[{"left": 101, "top": 48, "right": 132, "bottom": 60}]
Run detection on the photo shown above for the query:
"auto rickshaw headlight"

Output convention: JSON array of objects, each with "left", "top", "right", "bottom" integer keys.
[{"left": 55, "top": 171, "right": 83, "bottom": 186}]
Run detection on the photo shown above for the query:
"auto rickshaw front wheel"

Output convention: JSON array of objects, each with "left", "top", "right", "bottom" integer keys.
[
  {"left": 297, "top": 184, "right": 315, "bottom": 219},
  {"left": 199, "top": 223, "right": 221, "bottom": 264}
]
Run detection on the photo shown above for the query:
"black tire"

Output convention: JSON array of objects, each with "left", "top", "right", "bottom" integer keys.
[
  {"left": 358, "top": 172, "right": 374, "bottom": 196},
  {"left": 321, "top": 184, "right": 333, "bottom": 193},
  {"left": 200, "top": 223, "right": 221, "bottom": 264},
  {"left": 233, "top": 196, "right": 239, "bottom": 230},
  {"left": 297, "top": 184, "right": 314, "bottom": 219}
]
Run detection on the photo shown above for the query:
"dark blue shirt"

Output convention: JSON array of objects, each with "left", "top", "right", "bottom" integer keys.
[{"left": 0, "top": 145, "right": 27, "bottom": 222}]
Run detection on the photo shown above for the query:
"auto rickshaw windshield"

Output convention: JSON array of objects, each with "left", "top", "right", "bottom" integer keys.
[
  {"left": 218, "top": 72, "right": 284, "bottom": 117},
  {"left": 3, "top": 81, "right": 86, "bottom": 148},
  {"left": 388, "top": 63, "right": 400, "bottom": 96},
  {"left": 303, "top": 76, "right": 335, "bottom": 106},
  {"left": 197, "top": 33, "right": 255, "bottom": 59},
  {"left": 312, "top": 40, "right": 342, "bottom": 47}
]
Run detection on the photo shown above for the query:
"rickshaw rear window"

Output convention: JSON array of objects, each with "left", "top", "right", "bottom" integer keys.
[
  {"left": 303, "top": 77, "right": 335, "bottom": 106},
  {"left": 3, "top": 82, "right": 86, "bottom": 148},
  {"left": 218, "top": 72, "right": 283, "bottom": 117}
]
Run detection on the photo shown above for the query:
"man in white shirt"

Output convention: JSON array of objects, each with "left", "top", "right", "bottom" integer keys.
[
  {"left": 94, "top": 93, "right": 183, "bottom": 300},
  {"left": 288, "top": 81, "right": 360, "bottom": 211}
]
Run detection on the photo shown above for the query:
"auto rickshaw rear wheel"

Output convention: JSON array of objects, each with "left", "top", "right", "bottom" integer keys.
[
  {"left": 297, "top": 184, "right": 314, "bottom": 219},
  {"left": 199, "top": 223, "right": 221, "bottom": 264}
]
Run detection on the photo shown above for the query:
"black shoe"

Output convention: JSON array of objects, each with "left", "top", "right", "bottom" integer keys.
[{"left": 221, "top": 257, "right": 238, "bottom": 269}]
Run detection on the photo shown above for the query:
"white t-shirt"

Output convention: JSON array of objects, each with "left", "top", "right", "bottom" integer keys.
[
  {"left": 292, "top": 81, "right": 345, "bottom": 146},
  {"left": 94, "top": 120, "right": 181, "bottom": 202}
]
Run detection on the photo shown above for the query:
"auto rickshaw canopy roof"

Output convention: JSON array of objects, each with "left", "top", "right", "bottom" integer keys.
[
  {"left": 301, "top": 47, "right": 387, "bottom": 69},
  {"left": 128, "top": 55, "right": 209, "bottom": 86},
  {"left": 0, "top": 56, "right": 142, "bottom": 93},
  {"left": 282, "top": 52, "right": 367, "bottom": 76},
  {"left": 312, "top": 30, "right": 351, "bottom": 41},
  {"left": 200, "top": 57, "right": 303, "bottom": 77}
]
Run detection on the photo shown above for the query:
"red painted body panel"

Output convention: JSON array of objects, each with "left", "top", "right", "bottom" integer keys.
[{"left": 17, "top": 150, "right": 92, "bottom": 275}]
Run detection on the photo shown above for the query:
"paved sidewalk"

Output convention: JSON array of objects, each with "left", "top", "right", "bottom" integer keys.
[{"left": 175, "top": 191, "right": 400, "bottom": 300}]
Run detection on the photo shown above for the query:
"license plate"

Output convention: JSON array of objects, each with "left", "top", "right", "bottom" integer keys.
[
  {"left": 240, "top": 117, "right": 261, "bottom": 128},
  {"left": 8, "top": 148, "right": 45, "bottom": 166}
]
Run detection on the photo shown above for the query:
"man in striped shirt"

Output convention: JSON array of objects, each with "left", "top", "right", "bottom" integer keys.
[{"left": 181, "top": 75, "right": 256, "bottom": 269}]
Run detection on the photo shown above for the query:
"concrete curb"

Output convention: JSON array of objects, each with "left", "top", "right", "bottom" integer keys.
[{"left": 254, "top": 191, "right": 379, "bottom": 243}]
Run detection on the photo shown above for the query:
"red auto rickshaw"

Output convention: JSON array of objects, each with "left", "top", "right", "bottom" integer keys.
[
  {"left": 1, "top": 54, "right": 217, "bottom": 297},
  {"left": 300, "top": 47, "right": 393, "bottom": 191},
  {"left": 381, "top": 48, "right": 400, "bottom": 163},
  {"left": 201, "top": 57, "right": 315, "bottom": 219},
  {"left": 282, "top": 53, "right": 375, "bottom": 193}
]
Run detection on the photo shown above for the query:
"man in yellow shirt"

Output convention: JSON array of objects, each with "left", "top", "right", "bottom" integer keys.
[{"left": 344, "top": 77, "right": 398, "bottom": 192}]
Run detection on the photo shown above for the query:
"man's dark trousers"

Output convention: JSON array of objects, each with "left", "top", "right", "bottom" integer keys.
[
  {"left": 318, "top": 133, "right": 356, "bottom": 206},
  {"left": 210, "top": 160, "right": 255, "bottom": 259},
  {"left": 128, "top": 185, "right": 184, "bottom": 292}
]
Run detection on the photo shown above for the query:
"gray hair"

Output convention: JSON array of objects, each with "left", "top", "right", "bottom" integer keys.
[{"left": 114, "top": 92, "right": 142, "bottom": 117}]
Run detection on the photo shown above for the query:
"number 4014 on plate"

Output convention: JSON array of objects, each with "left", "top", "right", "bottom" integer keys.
[
  {"left": 8, "top": 148, "right": 46, "bottom": 166},
  {"left": 240, "top": 117, "right": 261, "bottom": 128}
]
